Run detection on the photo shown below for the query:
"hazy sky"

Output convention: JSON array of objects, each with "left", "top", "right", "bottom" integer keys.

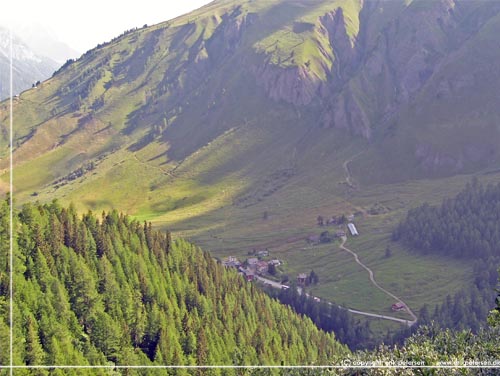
[{"left": 1, "top": 0, "right": 212, "bottom": 53}]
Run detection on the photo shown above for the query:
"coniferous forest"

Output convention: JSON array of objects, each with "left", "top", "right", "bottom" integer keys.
[
  {"left": 0, "top": 200, "right": 499, "bottom": 375},
  {"left": 392, "top": 180, "right": 499, "bottom": 336},
  {"left": 267, "top": 285, "right": 373, "bottom": 351},
  {"left": 0, "top": 199, "right": 348, "bottom": 371},
  {"left": 393, "top": 179, "right": 500, "bottom": 261}
]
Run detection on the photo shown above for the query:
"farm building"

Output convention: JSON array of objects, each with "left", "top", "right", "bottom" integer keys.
[
  {"left": 268, "top": 259, "right": 281, "bottom": 266},
  {"left": 256, "top": 249, "right": 269, "bottom": 257},
  {"left": 297, "top": 273, "right": 307, "bottom": 285},
  {"left": 392, "top": 302, "right": 405, "bottom": 311},
  {"left": 347, "top": 223, "right": 359, "bottom": 236},
  {"left": 222, "top": 256, "right": 241, "bottom": 268},
  {"left": 243, "top": 269, "right": 255, "bottom": 281},
  {"left": 256, "top": 261, "right": 268, "bottom": 274},
  {"left": 247, "top": 257, "right": 259, "bottom": 266}
]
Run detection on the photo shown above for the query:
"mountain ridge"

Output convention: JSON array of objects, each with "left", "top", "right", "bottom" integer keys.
[
  {"left": 3, "top": 1, "right": 500, "bottom": 176},
  {"left": 1, "top": 0, "right": 499, "bottom": 230}
]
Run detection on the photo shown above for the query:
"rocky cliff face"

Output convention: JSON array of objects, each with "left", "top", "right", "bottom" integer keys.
[
  {"left": 253, "top": 63, "right": 322, "bottom": 106},
  {"left": 319, "top": 7, "right": 359, "bottom": 81},
  {"left": 249, "top": 0, "right": 500, "bottom": 151},
  {"left": 5, "top": 0, "right": 500, "bottom": 189}
]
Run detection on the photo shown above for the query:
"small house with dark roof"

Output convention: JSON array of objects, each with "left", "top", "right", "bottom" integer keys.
[
  {"left": 243, "top": 269, "right": 255, "bottom": 282},
  {"left": 256, "top": 249, "right": 269, "bottom": 257},
  {"left": 256, "top": 260, "right": 269, "bottom": 274},
  {"left": 297, "top": 273, "right": 307, "bottom": 285}
]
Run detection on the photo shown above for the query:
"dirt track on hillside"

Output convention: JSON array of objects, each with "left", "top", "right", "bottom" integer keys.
[{"left": 339, "top": 236, "right": 418, "bottom": 325}]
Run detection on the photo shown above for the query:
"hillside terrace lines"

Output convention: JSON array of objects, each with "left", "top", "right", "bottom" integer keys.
[{"left": 131, "top": 152, "right": 175, "bottom": 178}]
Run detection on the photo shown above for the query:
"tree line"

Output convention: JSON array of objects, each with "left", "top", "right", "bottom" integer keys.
[
  {"left": 0, "top": 199, "right": 348, "bottom": 373},
  {"left": 0, "top": 197, "right": 499, "bottom": 374},
  {"left": 393, "top": 179, "right": 500, "bottom": 261},
  {"left": 390, "top": 179, "right": 499, "bottom": 345},
  {"left": 266, "top": 282, "right": 373, "bottom": 351}
]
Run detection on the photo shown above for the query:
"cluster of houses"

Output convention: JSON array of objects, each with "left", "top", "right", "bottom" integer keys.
[
  {"left": 307, "top": 230, "right": 346, "bottom": 245},
  {"left": 317, "top": 214, "right": 356, "bottom": 226},
  {"left": 307, "top": 213, "right": 359, "bottom": 244},
  {"left": 222, "top": 253, "right": 281, "bottom": 282}
]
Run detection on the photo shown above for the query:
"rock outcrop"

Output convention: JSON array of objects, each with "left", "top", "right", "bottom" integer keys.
[
  {"left": 253, "top": 63, "right": 322, "bottom": 106},
  {"left": 251, "top": 0, "right": 500, "bottom": 146}
]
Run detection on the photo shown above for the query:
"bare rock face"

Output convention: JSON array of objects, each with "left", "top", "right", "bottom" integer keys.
[
  {"left": 321, "top": 90, "right": 371, "bottom": 138},
  {"left": 382, "top": 4, "right": 452, "bottom": 102},
  {"left": 251, "top": 3, "right": 372, "bottom": 137},
  {"left": 316, "top": 7, "right": 372, "bottom": 137},
  {"left": 415, "top": 143, "right": 463, "bottom": 171},
  {"left": 205, "top": 10, "right": 256, "bottom": 58},
  {"left": 253, "top": 63, "right": 322, "bottom": 106},
  {"left": 251, "top": 0, "right": 483, "bottom": 141},
  {"left": 319, "top": 8, "right": 358, "bottom": 80},
  {"left": 222, "top": 11, "right": 257, "bottom": 51}
]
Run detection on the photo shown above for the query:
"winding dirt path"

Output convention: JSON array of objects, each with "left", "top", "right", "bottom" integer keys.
[
  {"left": 342, "top": 151, "right": 364, "bottom": 190},
  {"left": 339, "top": 236, "right": 418, "bottom": 326}
]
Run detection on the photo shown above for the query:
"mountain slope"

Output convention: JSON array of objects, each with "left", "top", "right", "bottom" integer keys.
[
  {"left": 0, "top": 199, "right": 347, "bottom": 366},
  {"left": 1, "top": 0, "right": 500, "bottom": 323},
  {"left": 0, "top": 27, "right": 59, "bottom": 100},
  {"left": 2, "top": 0, "right": 500, "bottom": 201}
]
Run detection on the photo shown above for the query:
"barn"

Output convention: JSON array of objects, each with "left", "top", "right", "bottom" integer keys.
[{"left": 347, "top": 223, "right": 359, "bottom": 236}]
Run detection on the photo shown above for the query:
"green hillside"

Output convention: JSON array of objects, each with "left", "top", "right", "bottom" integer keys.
[
  {"left": 3, "top": 0, "right": 500, "bottom": 208},
  {"left": 0, "top": 199, "right": 347, "bottom": 370},
  {"left": 2, "top": 0, "right": 500, "bottom": 343},
  {"left": 1, "top": 199, "right": 500, "bottom": 373}
]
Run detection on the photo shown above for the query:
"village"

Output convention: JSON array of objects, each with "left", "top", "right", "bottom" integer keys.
[
  {"left": 307, "top": 213, "right": 359, "bottom": 245},
  {"left": 221, "top": 212, "right": 408, "bottom": 316},
  {"left": 222, "top": 213, "right": 360, "bottom": 284},
  {"left": 222, "top": 248, "right": 282, "bottom": 282}
]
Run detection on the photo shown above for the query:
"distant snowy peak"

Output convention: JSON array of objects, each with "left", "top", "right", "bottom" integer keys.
[
  {"left": 0, "top": 29, "right": 45, "bottom": 63},
  {"left": 14, "top": 23, "right": 81, "bottom": 64},
  {"left": 0, "top": 27, "right": 59, "bottom": 99}
]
